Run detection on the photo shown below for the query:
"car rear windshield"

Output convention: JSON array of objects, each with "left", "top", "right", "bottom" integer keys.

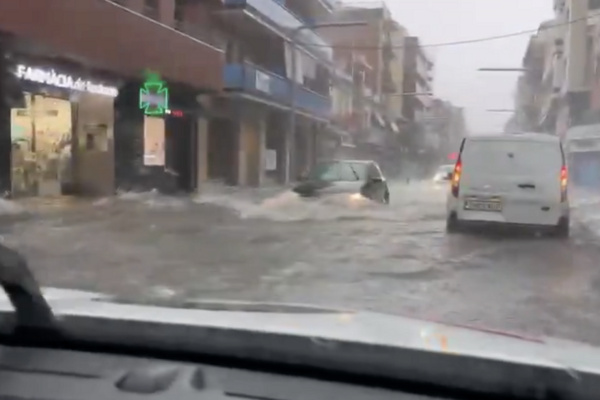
[
  {"left": 308, "top": 162, "right": 367, "bottom": 182},
  {"left": 308, "top": 162, "right": 367, "bottom": 181},
  {"left": 461, "top": 140, "right": 563, "bottom": 175},
  {"left": 438, "top": 165, "right": 455, "bottom": 174}
]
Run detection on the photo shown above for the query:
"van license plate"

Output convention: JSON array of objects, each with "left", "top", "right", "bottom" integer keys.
[{"left": 464, "top": 200, "right": 502, "bottom": 212}]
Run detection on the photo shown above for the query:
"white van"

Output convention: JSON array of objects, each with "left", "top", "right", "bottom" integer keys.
[{"left": 445, "top": 133, "right": 569, "bottom": 237}]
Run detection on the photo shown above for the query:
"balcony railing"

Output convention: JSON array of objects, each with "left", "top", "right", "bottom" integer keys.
[
  {"left": 222, "top": 0, "right": 332, "bottom": 62},
  {"left": 224, "top": 63, "right": 331, "bottom": 118}
]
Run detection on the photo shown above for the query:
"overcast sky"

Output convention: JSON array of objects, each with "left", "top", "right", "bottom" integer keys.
[{"left": 344, "top": 0, "right": 555, "bottom": 134}]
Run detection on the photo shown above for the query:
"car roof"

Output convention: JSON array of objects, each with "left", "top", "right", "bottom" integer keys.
[{"left": 466, "top": 133, "right": 560, "bottom": 143}]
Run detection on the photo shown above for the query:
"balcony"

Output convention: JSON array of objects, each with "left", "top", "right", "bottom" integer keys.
[
  {"left": 219, "top": 0, "right": 332, "bottom": 62},
  {"left": 224, "top": 63, "right": 330, "bottom": 119},
  {"left": 1, "top": 0, "right": 224, "bottom": 90}
]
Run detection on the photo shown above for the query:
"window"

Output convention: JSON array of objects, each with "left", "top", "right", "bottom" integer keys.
[{"left": 462, "top": 140, "right": 562, "bottom": 176}]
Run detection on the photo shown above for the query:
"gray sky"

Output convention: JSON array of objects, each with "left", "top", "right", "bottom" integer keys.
[{"left": 354, "top": 0, "right": 554, "bottom": 133}]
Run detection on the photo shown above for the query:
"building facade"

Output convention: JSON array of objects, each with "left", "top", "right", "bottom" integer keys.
[
  {"left": 402, "top": 36, "right": 434, "bottom": 123},
  {"left": 515, "top": 0, "right": 600, "bottom": 188},
  {"left": 212, "top": 0, "right": 336, "bottom": 186},
  {"left": 320, "top": 2, "right": 404, "bottom": 175},
  {"left": 0, "top": 0, "right": 225, "bottom": 198}
]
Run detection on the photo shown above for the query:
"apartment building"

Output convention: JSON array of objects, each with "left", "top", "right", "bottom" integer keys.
[
  {"left": 320, "top": 3, "right": 400, "bottom": 155},
  {"left": 387, "top": 21, "right": 408, "bottom": 123},
  {"left": 513, "top": 31, "right": 546, "bottom": 132},
  {"left": 402, "top": 36, "right": 434, "bottom": 123},
  {"left": 523, "top": 0, "right": 600, "bottom": 187},
  {"left": 0, "top": 0, "right": 225, "bottom": 198},
  {"left": 213, "top": 0, "right": 336, "bottom": 185}
]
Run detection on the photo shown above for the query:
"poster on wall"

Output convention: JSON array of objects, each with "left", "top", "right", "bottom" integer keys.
[
  {"left": 143, "top": 116, "right": 165, "bottom": 166},
  {"left": 265, "top": 149, "right": 277, "bottom": 171}
]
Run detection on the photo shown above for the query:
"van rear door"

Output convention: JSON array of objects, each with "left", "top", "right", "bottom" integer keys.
[{"left": 459, "top": 138, "right": 564, "bottom": 224}]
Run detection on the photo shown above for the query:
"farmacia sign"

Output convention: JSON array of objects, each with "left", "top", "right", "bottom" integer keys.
[{"left": 15, "top": 64, "right": 118, "bottom": 97}]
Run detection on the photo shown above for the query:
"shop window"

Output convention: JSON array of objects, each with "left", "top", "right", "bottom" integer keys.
[
  {"left": 10, "top": 94, "right": 73, "bottom": 197},
  {"left": 143, "top": 116, "right": 165, "bottom": 166}
]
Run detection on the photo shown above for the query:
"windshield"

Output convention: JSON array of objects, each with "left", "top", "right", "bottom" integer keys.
[
  {"left": 4, "top": 0, "right": 600, "bottom": 367},
  {"left": 307, "top": 162, "right": 366, "bottom": 181},
  {"left": 437, "top": 165, "right": 455, "bottom": 174}
]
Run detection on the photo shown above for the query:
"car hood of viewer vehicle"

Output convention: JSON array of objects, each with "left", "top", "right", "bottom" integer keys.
[{"left": 1, "top": 287, "right": 600, "bottom": 398}]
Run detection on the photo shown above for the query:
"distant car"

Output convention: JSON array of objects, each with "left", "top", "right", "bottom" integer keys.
[
  {"left": 293, "top": 160, "right": 390, "bottom": 204},
  {"left": 433, "top": 164, "right": 455, "bottom": 184},
  {"left": 446, "top": 133, "right": 570, "bottom": 237}
]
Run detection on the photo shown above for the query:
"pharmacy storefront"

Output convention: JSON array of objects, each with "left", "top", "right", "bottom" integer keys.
[{"left": 8, "top": 60, "right": 120, "bottom": 198}]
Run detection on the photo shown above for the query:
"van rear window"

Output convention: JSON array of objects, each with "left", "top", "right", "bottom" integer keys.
[{"left": 462, "top": 140, "right": 563, "bottom": 175}]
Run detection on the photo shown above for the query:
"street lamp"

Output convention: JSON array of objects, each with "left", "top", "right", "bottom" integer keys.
[
  {"left": 486, "top": 109, "right": 515, "bottom": 113},
  {"left": 478, "top": 68, "right": 528, "bottom": 72},
  {"left": 286, "top": 20, "right": 367, "bottom": 184},
  {"left": 390, "top": 92, "right": 433, "bottom": 96}
]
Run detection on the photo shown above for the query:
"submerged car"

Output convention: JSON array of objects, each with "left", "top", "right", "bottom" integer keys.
[
  {"left": 293, "top": 159, "right": 390, "bottom": 204},
  {"left": 433, "top": 164, "right": 455, "bottom": 184}
]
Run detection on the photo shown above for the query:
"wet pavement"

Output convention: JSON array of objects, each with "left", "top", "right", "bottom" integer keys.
[{"left": 2, "top": 182, "right": 600, "bottom": 346}]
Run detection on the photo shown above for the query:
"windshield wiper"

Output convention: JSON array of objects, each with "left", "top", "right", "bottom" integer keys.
[
  {"left": 0, "top": 243, "right": 59, "bottom": 338},
  {"left": 347, "top": 164, "right": 360, "bottom": 181}
]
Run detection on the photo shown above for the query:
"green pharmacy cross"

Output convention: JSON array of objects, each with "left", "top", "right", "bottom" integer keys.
[{"left": 139, "top": 73, "right": 169, "bottom": 115}]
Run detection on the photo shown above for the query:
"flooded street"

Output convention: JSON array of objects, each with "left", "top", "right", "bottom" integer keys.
[{"left": 2, "top": 182, "right": 600, "bottom": 345}]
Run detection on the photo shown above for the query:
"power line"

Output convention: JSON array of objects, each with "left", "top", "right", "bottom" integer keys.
[{"left": 296, "top": 13, "right": 595, "bottom": 49}]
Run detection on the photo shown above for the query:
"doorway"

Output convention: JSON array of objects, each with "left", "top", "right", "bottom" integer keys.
[
  {"left": 10, "top": 93, "right": 73, "bottom": 197},
  {"left": 207, "top": 118, "right": 237, "bottom": 185},
  {"left": 165, "top": 115, "right": 195, "bottom": 192}
]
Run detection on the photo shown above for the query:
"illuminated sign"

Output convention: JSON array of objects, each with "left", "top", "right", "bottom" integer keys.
[
  {"left": 166, "top": 109, "right": 184, "bottom": 117},
  {"left": 139, "top": 73, "right": 169, "bottom": 115},
  {"left": 15, "top": 64, "right": 118, "bottom": 97}
]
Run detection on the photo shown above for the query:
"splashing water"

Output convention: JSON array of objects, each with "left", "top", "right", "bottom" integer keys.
[
  {"left": 194, "top": 180, "right": 446, "bottom": 223},
  {"left": 115, "top": 189, "right": 189, "bottom": 209},
  {"left": 0, "top": 199, "right": 25, "bottom": 216}
]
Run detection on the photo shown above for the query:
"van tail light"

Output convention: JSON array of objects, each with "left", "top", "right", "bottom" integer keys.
[
  {"left": 451, "top": 159, "right": 462, "bottom": 197},
  {"left": 560, "top": 165, "right": 568, "bottom": 202}
]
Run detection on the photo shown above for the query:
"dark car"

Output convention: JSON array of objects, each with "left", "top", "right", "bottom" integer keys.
[{"left": 293, "top": 159, "right": 390, "bottom": 204}]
